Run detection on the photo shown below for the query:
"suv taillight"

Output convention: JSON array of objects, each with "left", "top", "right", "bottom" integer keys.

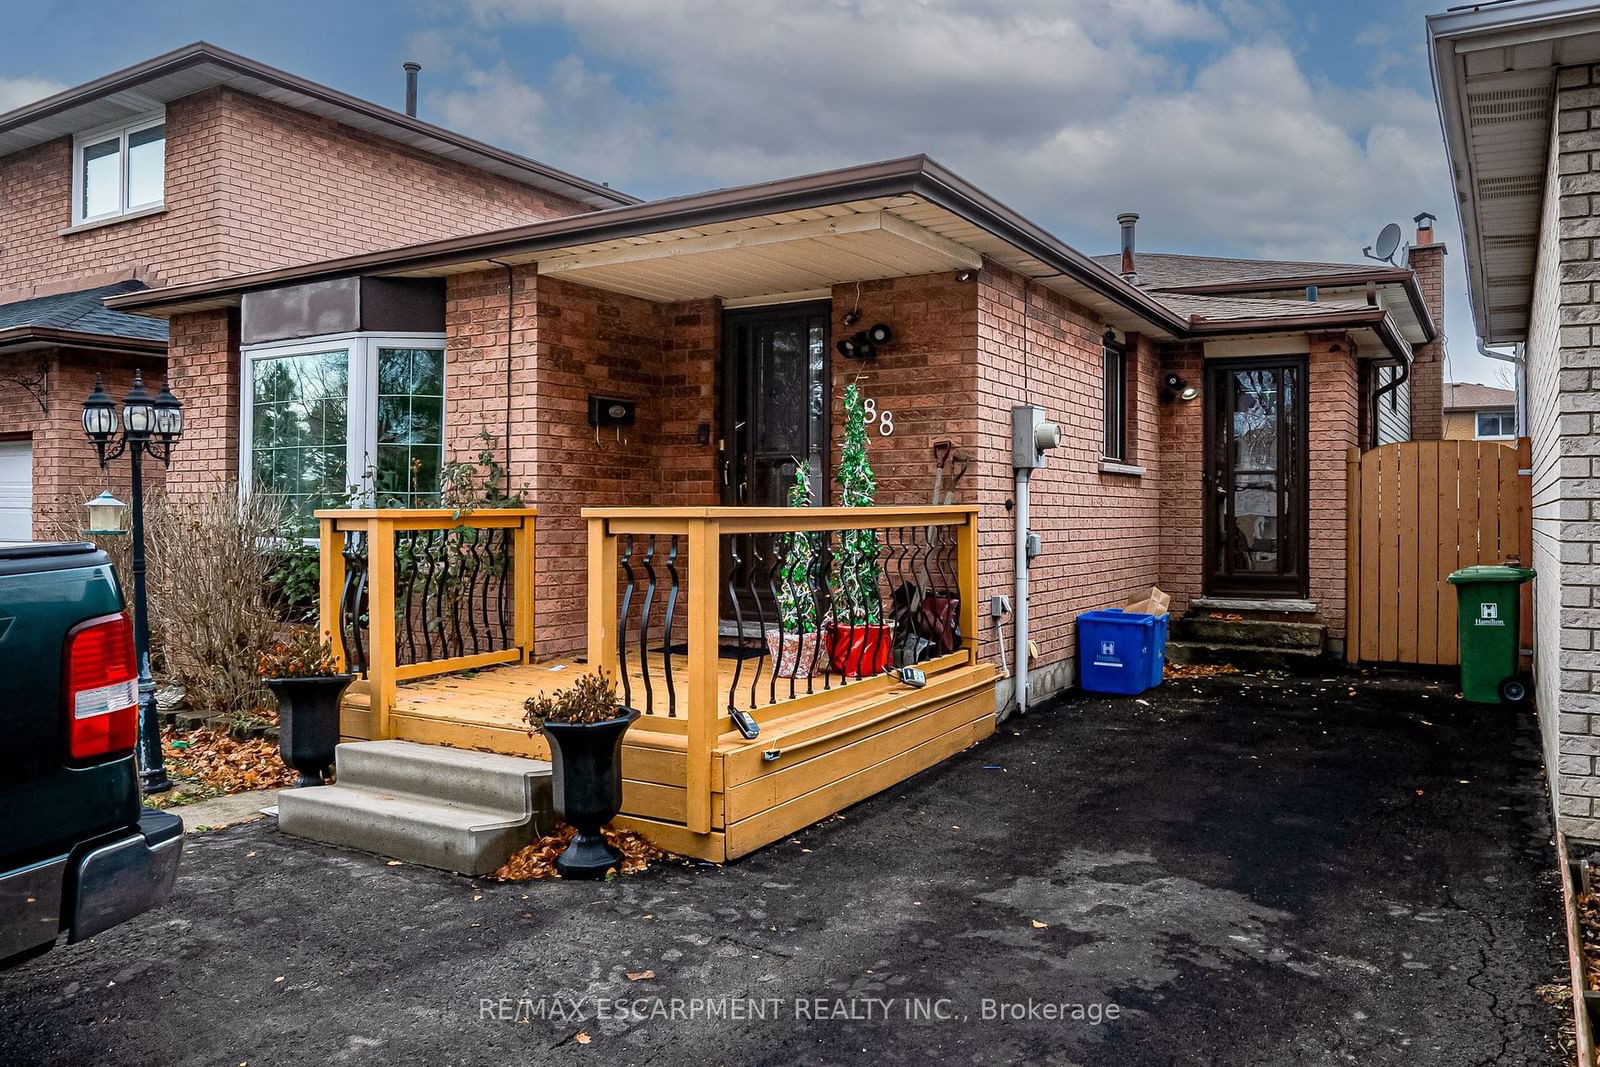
[{"left": 64, "top": 613, "right": 139, "bottom": 761}]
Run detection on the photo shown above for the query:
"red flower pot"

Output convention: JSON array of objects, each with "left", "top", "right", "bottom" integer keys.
[{"left": 825, "top": 622, "right": 895, "bottom": 678}]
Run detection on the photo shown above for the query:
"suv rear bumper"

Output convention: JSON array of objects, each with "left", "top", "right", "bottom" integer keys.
[{"left": 68, "top": 810, "right": 183, "bottom": 943}]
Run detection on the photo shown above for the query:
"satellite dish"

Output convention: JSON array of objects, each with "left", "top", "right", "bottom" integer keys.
[{"left": 1370, "top": 222, "right": 1402, "bottom": 265}]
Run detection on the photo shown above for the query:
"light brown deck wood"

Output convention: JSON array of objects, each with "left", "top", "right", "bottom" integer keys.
[{"left": 339, "top": 654, "right": 997, "bottom": 862}]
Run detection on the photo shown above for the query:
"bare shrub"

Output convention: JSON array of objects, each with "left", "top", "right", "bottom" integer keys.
[
  {"left": 49, "top": 487, "right": 175, "bottom": 670},
  {"left": 144, "top": 484, "right": 286, "bottom": 729}
]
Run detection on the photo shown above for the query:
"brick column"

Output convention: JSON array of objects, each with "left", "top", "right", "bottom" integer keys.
[{"left": 1406, "top": 240, "right": 1447, "bottom": 441}]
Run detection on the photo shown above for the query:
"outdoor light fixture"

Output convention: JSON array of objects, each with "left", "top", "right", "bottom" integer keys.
[
  {"left": 836, "top": 332, "right": 875, "bottom": 360},
  {"left": 1163, "top": 374, "right": 1199, "bottom": 401},
  {"left": 842, "top": 308, "right": 861, "bottom": 326},
  {"left": 867, "top": 323, "right": 893, "bottom": 345},
  {"left": 84, "top": 490, "right": 128, "bottom": 536},
  {"left": 80, "top": 369, "right": 184, "bottom": 795},
  {"left": 953, "top": 269, "right": 977, "bottom": 283}
]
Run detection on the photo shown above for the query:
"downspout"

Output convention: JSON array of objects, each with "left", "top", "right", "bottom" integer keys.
[
  {"left": 1371, "top": 355, "right": 1409, "bottom": 449},
  {"left": 1477, "top": 340, "right": 1527, "bottom": 437}
]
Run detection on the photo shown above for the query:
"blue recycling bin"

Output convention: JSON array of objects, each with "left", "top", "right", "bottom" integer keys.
[{"left": 1078, "top": 609, "right": 1168, "bottom": 695}]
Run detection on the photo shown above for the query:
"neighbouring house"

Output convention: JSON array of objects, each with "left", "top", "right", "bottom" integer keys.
[
  {"left": 0, "top": 41, "right": 634, "bottom": 540},
  {"left": 101, "top": 141, "right": 1443, "bottom": 860},
  {"left": 1442, "top": 382, "right": 1518, "bottom": 441},
  {"left": 1430, "top": 0, "right": 1600, "bottom": 845}
]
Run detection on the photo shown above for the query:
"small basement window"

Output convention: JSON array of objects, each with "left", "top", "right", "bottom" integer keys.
[
  {"left": 1102, "top": 335, "right": 1127, "bottom": 462},
  {"left": 72, "top": 112, "right": 165, "bottom": 225},
  {"left": 1475, "top": 409, "right": 1515, "bottom": 440}
]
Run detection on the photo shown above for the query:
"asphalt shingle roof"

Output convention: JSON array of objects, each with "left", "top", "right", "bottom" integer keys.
[
  {"left": 1089, "top": 251, "right": 1400, "bottom": 291},
  {"left": 1442, "top": 383, "right": 1515, "bottom": 410},
  {"left": 1150, "top": 291, "right": 1377, "bottom": 322},
  {"left": 0, "top": 280, "right": 167, "bottom": 343}
]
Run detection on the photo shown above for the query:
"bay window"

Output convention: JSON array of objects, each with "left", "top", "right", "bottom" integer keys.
[
  {"left": 241, "top": 333, "right": 446, "bottom": 528},
  {"left": 73, "top": 112, "right": 165, "bottom": 225}
]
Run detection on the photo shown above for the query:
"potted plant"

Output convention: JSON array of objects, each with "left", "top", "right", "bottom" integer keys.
[
  {"left": 826, "top": 384, "right": 894, "bottom": 677},
  {"left": 259, "top": 628, "right": 352, "bottom": 788},
  {"left": 523, "top": 671, "right": 639, "bottom": 879},
  {"left": 768, "top": 463, "right": 823, "bottom": 677}
]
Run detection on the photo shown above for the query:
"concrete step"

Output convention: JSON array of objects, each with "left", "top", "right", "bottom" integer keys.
[
  {"left": 335, "top": 740, "right": 549, "bottom": 812},
  {"left": 276, "top": 741, "right": 553, "bottom": 876},
  {"left": 1166, "top": 639, "right": 1329, "bottom": 674},
  {"left": 1173, "top": 617, "right": 1327, "bottom": 652}
]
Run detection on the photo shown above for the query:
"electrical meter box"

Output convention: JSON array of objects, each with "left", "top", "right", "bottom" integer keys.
[{"left": 1011, "top": 405, "right": 1062, "bottom": 469}]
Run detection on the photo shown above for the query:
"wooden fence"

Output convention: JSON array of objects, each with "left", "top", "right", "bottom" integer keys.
[{"left": 1346, "top": 439, "right": 1530, "bottom": 665}]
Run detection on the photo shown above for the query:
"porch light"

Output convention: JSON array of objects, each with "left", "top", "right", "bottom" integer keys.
[
  {"left": 121, "top": 371, "right": 156, "bottom": 438},
  {"left": 152, "top": 382, "right": 184, "bottom": 442},
  {"left": 837, "top": 333, "right": 875, "bottom": 360},
  {"left": 1163, "top": 374, "right": 1199, "bottom": 401},
  {"left": 867, "top": 323, "right": 893, "bottom": 345},
  {"left": 84, "top": 490, "right": 128, "bottom": 536},
  {"left": 81, "top": 376, "right": 118, "bottom": 444}
]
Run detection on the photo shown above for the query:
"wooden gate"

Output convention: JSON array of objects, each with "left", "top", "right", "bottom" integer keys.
[{"left": 1346, "top": 439, "right": 1531, "bottom": 665}]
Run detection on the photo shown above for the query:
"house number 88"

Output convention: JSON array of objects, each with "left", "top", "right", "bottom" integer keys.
[{"left": 862, "top": 397, "right": 895, "bottom": 436}]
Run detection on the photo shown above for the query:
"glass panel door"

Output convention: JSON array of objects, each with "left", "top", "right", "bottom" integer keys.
[
  {"left": 721, "top": 304, "right": 830, "bottom": 507},
  {"left": 1205, "top": 359, "right": 1307, "bottom": 596}
]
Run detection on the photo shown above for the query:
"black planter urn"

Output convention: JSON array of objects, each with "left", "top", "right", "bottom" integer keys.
[
  {"left": 265, "top": 675, "right": 354, "bottom": 788},
  {"left": 542, "top": 707, "right": 640, "bottom": 879}
]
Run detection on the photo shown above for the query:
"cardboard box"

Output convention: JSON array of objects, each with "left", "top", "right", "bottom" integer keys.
[{"left": 1122, "top": 586, "right": 1171, "bottom": 617}]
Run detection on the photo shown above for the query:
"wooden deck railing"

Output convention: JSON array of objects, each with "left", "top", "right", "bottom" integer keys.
[
  {"left": 316, "top": 507, "right": 536, "bottom": 738},
  {"left": 583, "top": 505, "right": 980, "bottom": 835}
]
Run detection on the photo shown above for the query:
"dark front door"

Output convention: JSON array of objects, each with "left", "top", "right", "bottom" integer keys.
[
  {"left": 720, "top": 303, "right": 831, "bottom": 506},
  {"left": 1204, "top": 358, "right": 1308, "bottom": 597}
]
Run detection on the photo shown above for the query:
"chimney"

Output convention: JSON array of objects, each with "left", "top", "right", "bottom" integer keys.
[
  {"left": 404, "top": 62, "right": 421, "bottom": 118},
  {"left": 1117, "top": 212, "right": 1140, "bottom": 284},
  {"left": 1414, "top": 210, "right": 1437, "bottom": 246}
]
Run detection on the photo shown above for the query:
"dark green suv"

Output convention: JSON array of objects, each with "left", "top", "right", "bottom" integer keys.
[{"left": 0, "top": 542, "right": 181, "bottom": 968}]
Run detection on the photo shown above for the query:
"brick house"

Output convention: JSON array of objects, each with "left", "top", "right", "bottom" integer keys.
[
  {"left": 0, "top": 42, "right": 634, "bottom": 540},
  {"left": 1430, "top": 0, "right": 1600, "bottom": 845},
  {"left": 106, "top": 152, "right": 1441, "bottom": 704},
  {"left": 1441, "top": 383, "right": 1518, "bottom": 441}
]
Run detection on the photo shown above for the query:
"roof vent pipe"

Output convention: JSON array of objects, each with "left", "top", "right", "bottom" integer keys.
[
  {"left": 404, "top": 62, "right": 421, "bottom": 118},
  {"left": 1306, "top": 285, "right": 1318, "bottom": 303},
  {"left": 1117, "top": 212, "right": 1140, "bottom": 284}
]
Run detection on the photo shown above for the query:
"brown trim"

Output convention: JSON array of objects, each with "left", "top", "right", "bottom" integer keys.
[
  {"left": 0, "top": 431, "right": 33, "bottom": 442},
  {"left": 1162, "top": 269, "right": 1437, "bottom": 341},
  {"left": 1189, "top": 309, "right": 1413, "bottom": 363},
  {"left": 0, "top": 327, "right": 167, "bottom": 356},
  {"left": 0, "top": 42, "right": 635, "bottom": 209},
  {"left": 103, "top": 155, "right": 1195, "bottom": 334}
]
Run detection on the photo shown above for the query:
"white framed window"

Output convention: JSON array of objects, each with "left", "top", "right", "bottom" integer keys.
[
  {"left": 1475, "top": 409, "right": 1515, "bottom": 440},
  {"left": 71, "top": 111, "right": 166, "bottom": 225},
  {"left": 239, "top": 332, "right": 447, "bottom": 529}
]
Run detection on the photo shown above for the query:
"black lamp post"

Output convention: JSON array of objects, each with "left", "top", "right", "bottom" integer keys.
[{"left": 82, "top": 371, "right": 183, "bottom": 795}]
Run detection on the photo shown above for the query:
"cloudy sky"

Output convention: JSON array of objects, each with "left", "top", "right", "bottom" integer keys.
[{"left": 0, "top": 0, "right": 1503, "bottom": 385}]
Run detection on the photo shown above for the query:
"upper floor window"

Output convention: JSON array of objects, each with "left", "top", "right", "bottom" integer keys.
[
  {"left": 1475, "top": 409, "right": 1515, "bottom": 440},
  {"left": 72, "top": 112, "right": 165, "bottom": 225}
]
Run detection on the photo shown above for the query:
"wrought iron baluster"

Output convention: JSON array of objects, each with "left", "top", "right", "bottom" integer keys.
[
  {"left": 339, "top": 530, "right": 369, "bottom": 675},
  {"left": 638, "top": 535, "right": 658, "bottom": 717},
  {"left": 811, "top": 529, "right": 833, "bottom": 690},
  {"left": 745, "top": 533, "right": 770, "bottom": 711},
  {"left": 662, "top": 535, "right": 680, "bottom": 717},
  {"left": 461, "top": 527, "right": 483, "bottom": 656},
  {"left": 765, "top": 529, "right": 788, "bottom": 706},
  {"left": 432, "top": 531, "right": 455, "bottom": 660},
  {"left": 617, "top": 534, "right": 636, "bottom": 711},
  {"left": 725, "top": 533, "right": 746, "bottom": 714},
  {"left": 447, "top": 528, "right": 468, "bottom": 659},
  {"left": 495, "top": 527, "right": 511, "bottom": 650},
  {"left": 415, "top": 529, "right": 438, "bottom": 662}
]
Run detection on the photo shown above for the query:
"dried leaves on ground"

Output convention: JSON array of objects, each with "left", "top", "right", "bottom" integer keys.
[
  {"left": 1578, "top": 879, "right": 1600, "bottom": 991},
  {"left": 492, "top": 824, "right": 671, "bottom": 880},
  {"left": 1165, "top": 662, "right": 1241, "bottom": 680},
  {"left": 146, "top": 726, "right": 296, "bottom": 808}
]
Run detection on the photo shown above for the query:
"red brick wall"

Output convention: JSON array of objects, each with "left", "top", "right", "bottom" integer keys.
[
  {"left": 1307, "top": 335, "right": 1360, "bottom": 640},
  {"left": 972, "top": 266, "right": 1164, "bottom": 686},
  {"left": 1407, "top": 244, "right": 1447, "bottom": 440},
  {"left": 162, "top": 310, "right": 240, "bottom": 503},
  {"left": 1158, "top": 343, "right": 1206, "bottom": 615},
  {"left": 0, "top": 86, "right": 591, "bottom": 291}
]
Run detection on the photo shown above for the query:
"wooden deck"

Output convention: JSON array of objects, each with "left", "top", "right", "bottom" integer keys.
[{"left": 338, "top": 653, "right": 997, "bottom": 862}]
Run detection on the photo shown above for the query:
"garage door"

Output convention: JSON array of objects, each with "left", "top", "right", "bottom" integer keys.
[{"left": 0, "top": 440, "right": 32, "bottom": 542}]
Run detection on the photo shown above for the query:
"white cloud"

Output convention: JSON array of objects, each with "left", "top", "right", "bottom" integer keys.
[
  {"left": 0, "top": 76, "right": 64, "bottom": 113},
  {"left": 424, "top": 0, "right": 1488, "bottom": 377}
]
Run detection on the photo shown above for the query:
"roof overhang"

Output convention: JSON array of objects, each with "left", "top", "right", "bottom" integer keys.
[
  {"left": 105, "top": 154, "right": 1414, "bottom": 358},
  {"left": 0, "top": 327, "right": 166, "bottom": 356},
  {"left": 1189, "top": 308, "right": 1412, "bottom": 363},
  {"left": 1160, "top": 269, "right": 1436, "bottom": 344},
  {"left": 1429, "top": 0, "right": 1600, "bottom": 344},
  {"left": 0, "top": 42, "right": 636, "bottom": 211},
  {"left": 105, "top": 155, "right": 1197, "bottom": 339}
]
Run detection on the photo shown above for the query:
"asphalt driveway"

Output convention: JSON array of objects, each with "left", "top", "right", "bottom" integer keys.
[{"left": 0, "top": 670, "right": 1570, "bottom": 1065}]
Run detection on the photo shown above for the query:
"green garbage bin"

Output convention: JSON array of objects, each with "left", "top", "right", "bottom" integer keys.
[{"left": 1447, "top": 564, "right": 1535, "bottom": 704}]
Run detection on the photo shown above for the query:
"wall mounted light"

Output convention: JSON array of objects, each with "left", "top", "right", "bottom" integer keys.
[
  {"left": 1163, "top": 373, "right": 1199, "bottom": 401},
  {"left": 953, "top": 269, "right": 977, "bottom": 283}
]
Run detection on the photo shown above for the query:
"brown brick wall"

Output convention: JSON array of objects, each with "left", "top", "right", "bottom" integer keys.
[
  {"left": 1407, "top": 244, "right": 1447, "bottom": 440},
  {"left": 1, "top": 88, "right": 590, "bottom": 293},
  {"left": 162, "top": 310, "right": 240, "bottom": 504},
  {"left": 1158, "top": 343, "right": 1206, "bottom": 614}
]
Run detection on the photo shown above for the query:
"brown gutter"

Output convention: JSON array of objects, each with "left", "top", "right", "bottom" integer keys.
[
  {"left": 1188, "top": 307, "right": 1413, "bottom": 362},
  {"left": 0, "top": 42, "right": 636, "bottom": 209},
  {"left": 105, "top": 155, "right": 1195, "bottom": 336},
  {"left": 1162, "top": 270, "right": 1436, "bottom": 341},
  {"left": 0, "top": 327, "right": 167, "bottom": 355}
]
